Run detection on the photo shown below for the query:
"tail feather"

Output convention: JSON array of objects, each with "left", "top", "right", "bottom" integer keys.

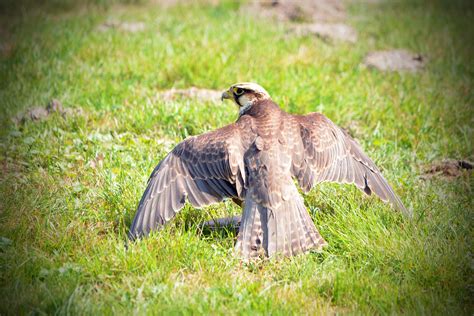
[
  {"left": 288, "top": 202, "right": 303, "bottom": 254},
  {"left": 235, "top": 188, "right": 326, "bottom": 258},
  {"left": 235, "top": 198, "right": 263, "bottom": 258}
]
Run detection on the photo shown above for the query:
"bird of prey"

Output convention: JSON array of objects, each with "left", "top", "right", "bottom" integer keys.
[{"left": 129, "top": 82, "right": 408, "bottom": 259}]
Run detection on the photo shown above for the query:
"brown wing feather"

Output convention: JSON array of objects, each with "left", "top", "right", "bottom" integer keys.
[
  {"left": 291, "top": 113, "right": 409, "bottom": 215},
  {"left": 129, "top": 124, "right": 246, "bottom": 239}
]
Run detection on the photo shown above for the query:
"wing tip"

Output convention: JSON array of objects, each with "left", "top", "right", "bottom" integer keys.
[
  {"left": 127, "top": 225, "right": 144, "bottom": 241},
  {"left": 393, "top": 197, "right": 413, "bottom": 218}
]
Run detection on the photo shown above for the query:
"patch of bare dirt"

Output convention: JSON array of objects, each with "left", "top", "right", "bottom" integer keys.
[
  {"left": 157, "top": 87, "right": 222, "bottom": 103},
  {"left": 12, "top": 99, "right": 83, "bottom": 124},
  {"left": 97, "top": 21, "right": 146, "bottom": 33},
  {"left": 291, "top": 22, "right": 357, "bottom": 43},
  {"left": 242, "top": 0, "right": 347, "bottom": 23},
  {"left": 0, "top": 41, "right": 14, "bottom": 58},
  {"left": 363, "top": 50, "right": 425, "bottom": 72},
  {"left": 0, "top": 26, "right": 14, "bottom": 58},
  {"left": 421, "top": 159, "right": 473, "bottom": 180}
]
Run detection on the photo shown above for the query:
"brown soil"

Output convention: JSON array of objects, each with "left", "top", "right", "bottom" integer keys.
[
  {"left": 242, "top": 0, "right": 347, "bottom": 23},
  {"left": 157, "top": 87, "right": 222, "bottom": 103},
  {"left": 364, "top": 50, "right": 425, "bottom": 72},
  {"left": 12, "top": 99, "right": 83, "bottom": 124},
  {"left": 291, "top": 22, "right": 357, "bottom": 43},
  {"left": 97, "top": 21, "right": 146, "bottom": 33},
  {"left": 421, "top": 159, "right": 473, "bottom": 180},
  {"left": 0, "top": 26, "right": 14, "bottom": 58}
]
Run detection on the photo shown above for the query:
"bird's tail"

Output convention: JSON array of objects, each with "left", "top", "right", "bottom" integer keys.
[{"left": 235, "top": 188, "right": 327, "bottom": 259}]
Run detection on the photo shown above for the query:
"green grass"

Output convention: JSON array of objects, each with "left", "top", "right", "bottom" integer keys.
[{"left": 0, "top": 0, "right": 473, "bottom": 314}]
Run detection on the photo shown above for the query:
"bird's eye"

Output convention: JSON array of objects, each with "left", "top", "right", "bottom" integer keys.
[{"left": 233, "top": 87, "right": 244, "bottom": 95}]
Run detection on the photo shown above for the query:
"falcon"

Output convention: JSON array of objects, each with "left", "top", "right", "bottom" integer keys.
[{"left": 129, "top": 83, "right": 409, "bottom": 258}]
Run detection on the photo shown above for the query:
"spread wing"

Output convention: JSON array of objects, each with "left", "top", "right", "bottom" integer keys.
[
  {"left": 129, "top": 124, "right": 246, "bottom": 239},
  {"left": 291, "top": 113, "right": 409, "bottom": 215}
]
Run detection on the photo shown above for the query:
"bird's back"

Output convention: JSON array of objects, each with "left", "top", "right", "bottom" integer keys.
[{"left": 237, "top": 101, "right": 296, "bottom": 208}]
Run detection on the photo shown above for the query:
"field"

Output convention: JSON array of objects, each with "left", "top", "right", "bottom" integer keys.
[{"left": 0, "top": 0, "right": 472, "bottom": 314}]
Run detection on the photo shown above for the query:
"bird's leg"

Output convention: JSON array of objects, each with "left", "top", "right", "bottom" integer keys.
[{"left": 201, "top": 198, "right": 244, "bottom": 231}]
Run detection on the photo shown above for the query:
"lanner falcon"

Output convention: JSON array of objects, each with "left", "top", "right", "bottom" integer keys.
[{"left": 129, "top": 83, "right": 409, "bottom": 258}]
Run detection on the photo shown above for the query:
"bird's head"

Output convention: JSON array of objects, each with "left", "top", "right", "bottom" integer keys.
[{"left": 221, "top": 83, "right": 271, "bottom": 115}]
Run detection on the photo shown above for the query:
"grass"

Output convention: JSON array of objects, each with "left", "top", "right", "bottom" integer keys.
[{"left": 0, "top": 0, "right": 473, "bottom": 314}]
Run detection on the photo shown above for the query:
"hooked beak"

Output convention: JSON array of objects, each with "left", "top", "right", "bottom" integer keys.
[{"left": 221, "top": 89, "right": 232, "bottom": 102}]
